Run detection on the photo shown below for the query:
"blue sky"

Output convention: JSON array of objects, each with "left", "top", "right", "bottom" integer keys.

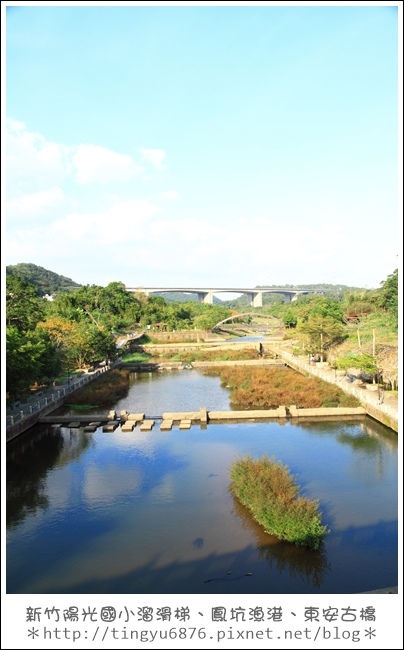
[{"left": 4, "top": 2, "right": 401, "bottom": 290}]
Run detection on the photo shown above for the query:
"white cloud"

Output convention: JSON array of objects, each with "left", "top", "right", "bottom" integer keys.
[
  {"left": 6, "top": 119, "right": 70, "bottom": 198},
  {"left": 51, "top": 199, "right": 161, "bottom": 245},
  {"left": 6, "top": 203, "right": 393, "bottom": 288},
  {"left": 7, "top": 188, "right": 66, "bottom": 219},
  {"left": 73, "top": 145, "right": 142, "bottom": 184},
  {"left": 139, "top": 148, "right": 166, "bottom": 169},
  {"left": 161, "top": 190, "right": 180, "bottom": 201}
]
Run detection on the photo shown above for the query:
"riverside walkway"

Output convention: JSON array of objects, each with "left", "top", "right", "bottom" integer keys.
[
  {"left": 268, "top": 347, "right": 398, "bottom": 433},
  {"left": 6, "top": 362, "right": 119, "bottom": 441}
]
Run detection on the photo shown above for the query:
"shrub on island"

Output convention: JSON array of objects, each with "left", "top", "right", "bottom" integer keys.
[{"left": 229, "top": 455, "right": 328, "bottom": 550}]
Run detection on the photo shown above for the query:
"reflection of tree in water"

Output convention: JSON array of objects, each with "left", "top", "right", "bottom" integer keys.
[
  {"left": 359, "top": 419, "right": 398, "bottom": 453},
  {"left": 336, "top": 422, "right": 397, "bottom": 482},
  {"left": 336, "top": 432, "right": 379, "bottom": 452},
  {"left": 7, "top": 427, "right": 63, "bottom": 528},
  {"left": 230, "top": 491, "right": 331, "bottom": 590},
  {"left": 298, "top": 418, "right": 397, "bottom": 453},
  {"left": 6, "top": 425, "right": 93, "bottom": 529},
  {"left": 298, "top": 419, "right": 397, "bottom": 483},
  {"left": 54, "top": 427, "right": 95, "bottom": 467}
]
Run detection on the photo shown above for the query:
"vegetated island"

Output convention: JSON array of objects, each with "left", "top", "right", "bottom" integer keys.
[{"left": 230, "top": 455, "right": 328, "bottom": 550}]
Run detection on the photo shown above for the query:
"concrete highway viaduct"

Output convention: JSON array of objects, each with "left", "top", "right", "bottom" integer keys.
[{"left": 126, "top": 287, "right": 323, "bottom": 307}]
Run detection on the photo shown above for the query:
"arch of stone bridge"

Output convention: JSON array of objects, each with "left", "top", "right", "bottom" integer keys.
[{"left": 213, "top": 312, "right": 283, "bottom": 330}]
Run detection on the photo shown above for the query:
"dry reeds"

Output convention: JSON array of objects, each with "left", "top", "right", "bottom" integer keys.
[
  {"left": 207, "top": 366, "right": 359, "bottom": 409},
  {"left": 69, "top": 370, "right": 130, "bottom": 406}
]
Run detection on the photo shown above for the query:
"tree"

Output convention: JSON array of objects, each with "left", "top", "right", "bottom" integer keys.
[
  {"left": 298, "top": 316, "right": 345, "bottom": 361},
  {"left": 302, "top": 297, "right": 345, "bottom": 323},
  {"left": 68, "top": 324, "right": 116, "bottom": 368},
  {"left": 377, "top": 269, "right": 398, "bottom": 320},
  {"left": 6, "top": 276, "right": 45, "bottom": 331},
  {"left": 283, "top": 309, "right": 297, "bottom": 328},
  {"left": 336, "top": 353, "right": 377, "bottom": 374},
  {"left": 6, "top": 326, "right": 61, "bottom": 398}
]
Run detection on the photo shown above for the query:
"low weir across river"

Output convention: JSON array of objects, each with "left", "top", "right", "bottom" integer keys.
[{"left": 39, "top": 405, "right": 367, "bottom": 430}]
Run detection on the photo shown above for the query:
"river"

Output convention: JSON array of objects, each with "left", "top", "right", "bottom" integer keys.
[{"left": 6, "top": 363, "right": 398, "bottom": 594}]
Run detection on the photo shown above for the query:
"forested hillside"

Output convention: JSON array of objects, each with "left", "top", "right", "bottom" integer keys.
[{"left": 6, "top": 263, "right": 81, "bottom": 297}]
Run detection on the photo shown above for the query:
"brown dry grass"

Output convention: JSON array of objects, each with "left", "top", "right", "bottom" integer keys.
[
  {"left": 205, "top": 366, "right": 360, "bottom": 409},
  {"left": 70, "top": 370, "right": 130, "bottom": 406}
]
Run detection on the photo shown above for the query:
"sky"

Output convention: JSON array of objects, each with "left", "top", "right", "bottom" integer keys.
[{"left": 3, "top": 2, "right": 401, "bottom": 291}]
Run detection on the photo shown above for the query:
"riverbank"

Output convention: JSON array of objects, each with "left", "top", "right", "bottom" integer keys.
[
  {"left": 269, "top": 347, "right": 398, "bottom": 433},
  {"left": 6, "top": 340, "right": 398, "bottom": 439},
  {"left": 6, "top": 362, "right": 120, "bottom": 441}
]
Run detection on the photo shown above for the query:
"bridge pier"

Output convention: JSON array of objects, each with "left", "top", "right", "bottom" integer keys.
[
  {"left": 202, "top": 291, "right": 214, "bottom": 304},
  {"left": 252, "top": 291, "right": 263, "bottom": 308}
]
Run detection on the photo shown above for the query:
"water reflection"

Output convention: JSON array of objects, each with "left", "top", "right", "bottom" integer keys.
[
  {"left": 6, "top": 369, "right": 397, "bottom": 594},
  {"left": 7, "top": 427, "right": 63, "bottom": 528},
  {"left": 230, "top": 490, "right": 331, "bottom": 590}
]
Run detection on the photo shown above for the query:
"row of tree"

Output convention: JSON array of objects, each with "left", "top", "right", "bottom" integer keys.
[
  {"left": 6, "top": 269, "right": 398, "bottom": 399},
  {"left": 6, "top": 276, "right": 233, "bottom": 398}
]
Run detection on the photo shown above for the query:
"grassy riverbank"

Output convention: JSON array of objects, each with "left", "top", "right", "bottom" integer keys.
[
  {"left": 67, "top": 369, "right": 130, "bottom": 407},
  {"left": 163, "top": 347, "right": 263, "bottom": 362},
  {"left": 230, "top": 455, "right": 328, "bottom": 550}
]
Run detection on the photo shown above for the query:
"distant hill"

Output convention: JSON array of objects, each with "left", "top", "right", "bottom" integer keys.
[
  {"left": 153, "top": 292, "right": 222, "bottom": 304},
  {"left": 6, "top": 263, "right": 82, "bottom": 297},
  {"left": 256, "top": 283, "right": 365, "bottom": 291}
]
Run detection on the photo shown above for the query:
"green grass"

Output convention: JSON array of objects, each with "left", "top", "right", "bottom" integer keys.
[
  {"left": 160, "top": 348, "right": 261, "bottom": 362},
  {"left": 67, "top": 404, "right": 99, "bottom": 411},
  {"left": 121, "top": 351, "right": 152, "bottom": 363},
  {"left": 230, "top": 455, "right": 328, "bottom": 550}
]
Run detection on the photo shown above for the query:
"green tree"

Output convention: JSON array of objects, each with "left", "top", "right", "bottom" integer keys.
[
  {"left": 283, "top": 309, "right": 297, "bottom": 328},
  {"left": 302, "top": 297, "right": 345, "bottom": 323},
  {"left": 68, "top": 324, "right": 117, "bottom": 368},
  {"left": 336, "top": 353, "right": 377, "bottom": 374},
  {"left": 298, "top": 316, "right": 345, "bottom": 361},
  {"left": 6, "top": 326, "right": 60, "bottom": 398},
  {"left": 377, "top": 269, "right": 398, "bottom": 320},
  {"left": 6, "top": 275, "right": 45, "bottom": 331}
]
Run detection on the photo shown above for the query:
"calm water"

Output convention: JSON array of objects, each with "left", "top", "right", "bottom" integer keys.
[{"left": 6, "top": 369, "right": 398, "bottom": 594}]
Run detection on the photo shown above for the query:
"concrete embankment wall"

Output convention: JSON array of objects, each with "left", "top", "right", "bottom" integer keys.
[
  {"left": 6, "top": 397, "right": 67, "bottom": 441},
  {"left": 288, "top": 405, "right": 366, "bottom": 417},
  {"left": 274, "top": 350, "right": 398, "bottom": 433}
]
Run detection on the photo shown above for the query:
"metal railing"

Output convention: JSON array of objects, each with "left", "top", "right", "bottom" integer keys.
[{"left": 6, "top": 364, "right": 118, "bottom": 430}]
